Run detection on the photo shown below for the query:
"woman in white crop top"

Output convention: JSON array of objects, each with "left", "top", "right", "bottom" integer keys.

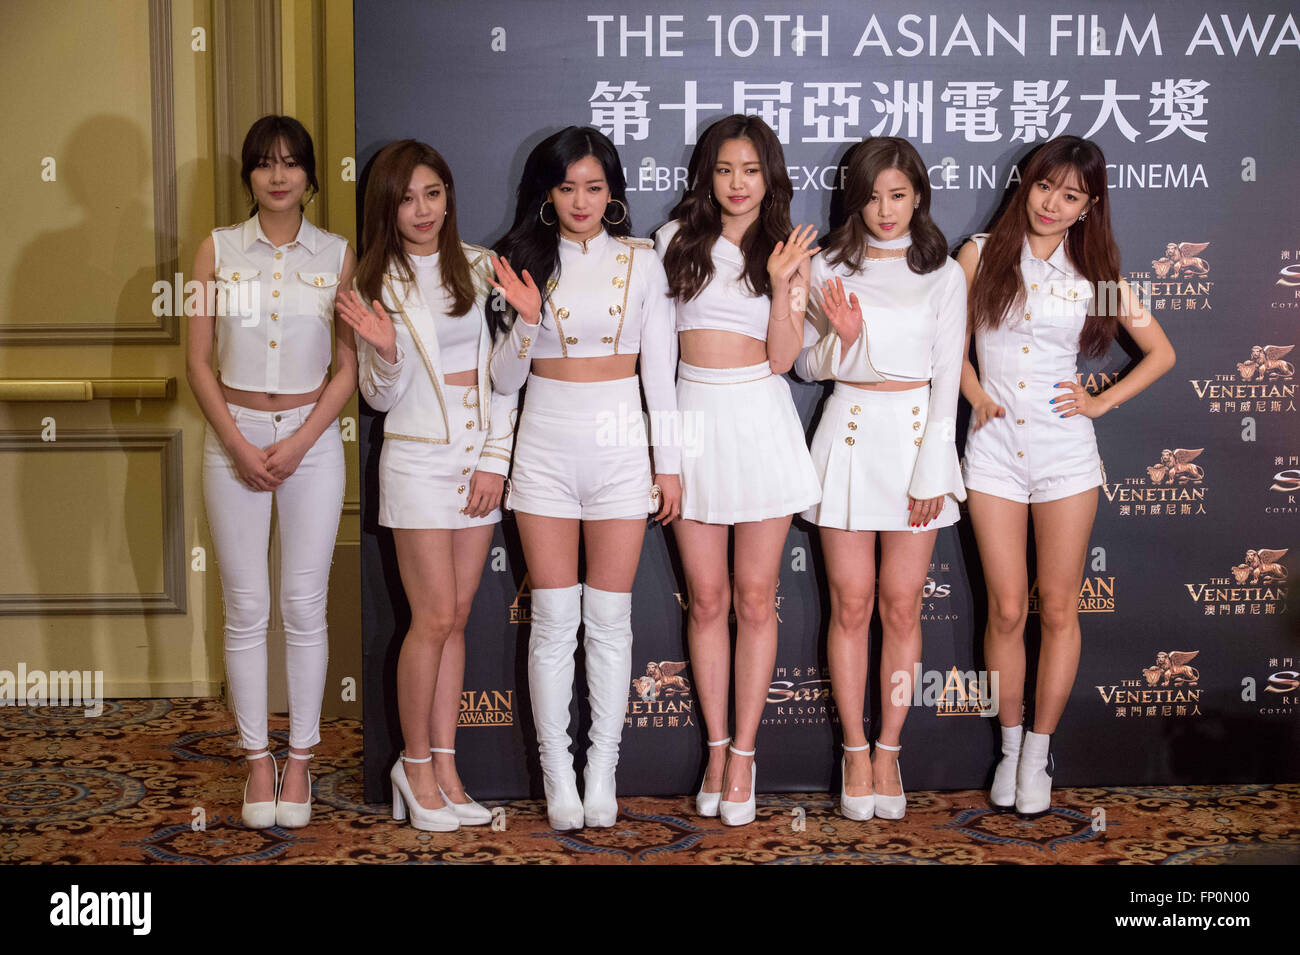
[
  {"left": 794, "top": 137, "right": 967, "bottom": 822},
  {"left": 956, "top": 136, "right": 1175, "bottom": 817},
  {"left": 488, "top": 126, "right": 680, "bottom": 831},
  {"left": 653, "top": 115, "right": 821, "bottom": 826},
  {"left": 336, "top": 141, "right": 518, "bottom": 833},
  {"left": 187, "top": 116, "right": 354, "bottom": 829}
]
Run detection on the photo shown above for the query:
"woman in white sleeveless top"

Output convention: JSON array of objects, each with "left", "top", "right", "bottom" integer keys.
[
  {"left": 337, "top": 141, "right": 518, "bottom": 832},
  {"left": 654, "top": 114, "right": 820, "bottom": 826},
  {"left": 958, "top": 135, "right": 1175, "bottom": 816},
  {"left": 188, "top": 116, "right": 353, "bottom": 829}
]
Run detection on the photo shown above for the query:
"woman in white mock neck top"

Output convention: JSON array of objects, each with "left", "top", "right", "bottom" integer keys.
[
  {"left": 488, "top": 126, "right": 681, "bottom": 831},
  {"left": 187, "top": 115, "right": 354, "bottom": 830},
  {"left": 795, "top": 136, "right": 967, "bottom": 823},
  {"left": 337, "top": 140, "right": 518, "bottom": 833},
  {"left": 654, "top": 114, "right": 821, "bottom": 827}
]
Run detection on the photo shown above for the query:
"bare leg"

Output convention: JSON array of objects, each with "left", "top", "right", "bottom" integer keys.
[
  {"left": 821, "top": 527, "right": 877, "bottom": 797},
  {"left": 966, "top": 489, "right": 1031, "bottom": 728}
]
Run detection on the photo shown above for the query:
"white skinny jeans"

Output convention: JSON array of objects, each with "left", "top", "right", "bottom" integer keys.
[{"left": 202, "top": 402, "right": 344, "bottom": 749}]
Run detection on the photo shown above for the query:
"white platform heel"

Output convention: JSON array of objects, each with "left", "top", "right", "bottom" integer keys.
[
  {"left": 430, "top": 747, "right": 492, "bottom": 826},
  {"left": 695, "top": 737, "right": 731, "bottom": 817},
  {"left": 839, "top": 743, "right": 874, "bottom": 821},
  {"left": 872, "top": 742, "right": 906, "bottom": 820},
  {"left": 719, "top": 745, "right": 757, "bottom": 827},
  {"left": 390, "top": 752, "right": 459, "bottom": 832},
  {"left": 240, "top": 749, "right": 278, "bottom": 829},
  {"left": 275, "top": 751, "right": 313, "bottom": 828}
]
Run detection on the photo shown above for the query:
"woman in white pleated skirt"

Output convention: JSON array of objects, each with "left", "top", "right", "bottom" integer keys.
[{"left": 655, "top": 114, "right": 821, "bottom": 826}]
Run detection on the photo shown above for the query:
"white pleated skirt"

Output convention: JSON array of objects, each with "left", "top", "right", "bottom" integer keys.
[
  {"left": 379, "top": 383, "right": 502, "bottom": 529},
  {"left": 676, "top": 361, "right": 821, "bottom": 525},
  {"left": 803, "top": 382, "right": 960, "bottom": 532}
]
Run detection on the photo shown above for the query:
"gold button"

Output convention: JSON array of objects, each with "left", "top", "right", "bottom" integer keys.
[
  {"left": 616, "top": 252, "right": 629, "bottom": 264},
  {"left": 459, "top": 506, "right": 468, "bottom": 514},
  {"left": 612, "top": 276, "right": 625, "bottom": 288},
  {"left": 914, "top": 437, "right": 922, "bottom": 447},
  {"left": 1018, "top": 381, "right": 1026, "bottom": 389},
  {"left": 231, "top": 272, "right": 240, "bottom": 281},
  {"left": 1030, "top": 283, "right": 1037, "bottom": 291},
  {"left": 1016, "top": 418, "right": 1025, "bottom": 425},
  {"left": 289, "top": 243, "right": 297, "bottom": 249},
  {"left": 465, "top": 445, "right": 474, "bottom": 452},
  {"left": 557, "top": 307, "right": 569, "bottom": 320},
  {"left": 565, "top": 336, "right": 578, "bottom": 344},
  {"left": 271, "top": 312, "right": 279, "bottom": 321},
  {"left": 845, "top": 436, "right": 855, "bottom": 446},
  {"left": 1024, "top": 313, "right": 1030, "bottom": 321},
  {"left": 601, "top": 335, "right": 613, "bottom": 343},
  {"left": 314, "top": 276, "right": 324, "bottom": 287},
  {"left": 274, "top": 252, "right": 283, "bottom": 260},
  {"left": 273, "top": 271, "right": 281, "bottom": 279},
  {"left": 609, "top": 305, "right": 622, "bottom": 316},
  {"left": 272, "top": 289, "right": 280, "bottom": 298},
  {"left": 269, "top": 341, "right": 278, "bottom": 349},
  {"left": 457, "top": 485, "right": 466, "bottom": 494},
  {"left": 517, "top": 350, "right": 528, "bottom": 358},
  {"left": 1022, "top": 346, "right": 1029, "bottom": 354},
  {"left": 850, "top": 405, "right": 860, "bottom": 415},
  {"left": 847, "top": 421, "right": 858, "bottom": 430},
  {"left": 1017, "top": 451, "right": 1024, "bottom": 458},
  {"left": 911, "top": 406, "right": 920, "bottom": 415},
  {"left": 462, "top": 467, "right": 471, "bottom": 475},
  {"left": 912, "top": 421, "right": 921, "bottom": 431},
  {"left": 465, "top": 421, "right": 475, "bottom": 430},
  {"left": 1069, "top": 289, "right": 1077, "bottom": 298}
]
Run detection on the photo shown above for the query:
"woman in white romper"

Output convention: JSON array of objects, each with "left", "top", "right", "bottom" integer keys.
[
  {"left": 958, "top": 135, "right": 1175, "bottom": 816},
  {"left": 488, "top": 126, "right": 681, "bottom": 831},
  {"left": 655, "top": 114, "right": 822, "bottom": 826},
  {"left": 796, "top": 137, "right": 967, "bottom": 821},
  {"left": 337, "top": 141, "right": 517, "bottom": 832},
  {"left": 188, "top": 116, "right": 352, "bottom": 828}
]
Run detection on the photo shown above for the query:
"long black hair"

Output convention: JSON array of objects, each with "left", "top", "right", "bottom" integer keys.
[
  {"left": 491, "top": 126, "right": 631, "bottom": 336},
  {"left": 239, "top": 115, "right": 319, "bottom": 216},
  {"left": 662, "top": 114, "right": 793, "bottom": 302}
]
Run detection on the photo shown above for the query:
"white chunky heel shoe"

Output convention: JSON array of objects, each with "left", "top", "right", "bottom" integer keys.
[
  {"left": 695, "top": 737, "right": 731, "bottom": 817},
  {"left": 839, "top": 743, "right": 874, "bottom": 821},
  {"left": 430, "top": 748, "right": 492, "bottom": 826},
  {"left": 719, "top": 745, "right": 757, "bottom": 827},
  {"left": 872, "top": 742, "right": 906, "bottom": 820}
]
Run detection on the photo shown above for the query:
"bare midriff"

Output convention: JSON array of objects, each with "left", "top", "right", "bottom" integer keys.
[
  {"left": 841, "top": 378, "right": 929, "bottom": 392},
  {"left": 443, "top": 369, "right": 478, "bottom": 386},
  {"left": 679, "top": 328, "right": 767, "bottom": 369},
  {"left": 531, "top": 354, "right": 639, "bottom": 381},
  {"left": 221, "top": 374, "right": 327, "bottom": 410}
]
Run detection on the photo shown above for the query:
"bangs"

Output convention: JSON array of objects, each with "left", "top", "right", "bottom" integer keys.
[{"left": 1041, "top": 163, "right": 1089, "bottom": 196}]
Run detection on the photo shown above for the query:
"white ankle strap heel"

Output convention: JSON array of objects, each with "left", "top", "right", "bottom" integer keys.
[
  {"left": 719, "top": 744, "right": 757, "bottom": 827},
  {"left": 390, "top": 751, "right": 459, "bottom": 832},
  {"left": 872, "top": 742, "right": 906, "bottom": 820},
  {"left": 241, "top": 749, "right": 278, "bottom": 830},
  {"left": 275, "top": 751, "right": 314, "bottom": 829},
  {"left": 695, "top": 737, "right": 731, "bottom": 817},
  {"left": 840, "top": 743, "right": 874, "bottom": 821},
  {"left": 429, "top": 747, "right": 492, "bottom": 825}
]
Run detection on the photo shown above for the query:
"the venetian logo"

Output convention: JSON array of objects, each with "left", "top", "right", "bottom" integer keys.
[
  {"left": 1130, "top": 240, "right": 1212, "bottom": 315},
  {"left": 508, "top": 573, "right": 532, "bottom": 624},
  {"left": 458, "top": 689, "right": 514, "bottom": 727},
  {"left": 1095, "top": 650, "right": 1204, "bottom": 719},
  {"left": 1184, "top": 548, "right": 1289, "bottom": 617},
  {"left": 1102, "top": 449, "right": 1208, "bottom": 518},
  {"left": 1028, "top": 575, "right": 1115, "bottom": 613},
  {"left": 1189, "top": 343, "right": 1297, "bottom": 415},
  {"left": 626, "top": 660, "right": 695, "bottom": 730}
]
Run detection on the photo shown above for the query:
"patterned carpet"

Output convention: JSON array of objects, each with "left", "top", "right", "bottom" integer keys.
[{"left": 1, "top": 699, "right": 1296, "bottom": 865}]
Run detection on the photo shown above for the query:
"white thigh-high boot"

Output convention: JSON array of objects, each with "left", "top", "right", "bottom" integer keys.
[
  {"left": 580, "top": 586, "right": 633, "bottom": 828},
  {"left": 990, "top": 723, "right": 1023, "bottom": 811},
  {"left": 1015, "top": 729, "right": 1054, "bottom": 817},
  {"left": 527, "top": 584, "right": 585, "bottom": 830}
]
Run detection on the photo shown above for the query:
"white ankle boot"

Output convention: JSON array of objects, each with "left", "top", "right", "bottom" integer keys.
[
  {"left": 580, "top": 586, "right": 633, "bottom": 829},
  {"left": 1016, "top": 729, "right": 1054, "bottom": 817},
  {"left": 528, "top": 584, "right": 585, "bottom": 830},
  {"left": 990, "top": 723, "right": 1023, "bottom": 812}
]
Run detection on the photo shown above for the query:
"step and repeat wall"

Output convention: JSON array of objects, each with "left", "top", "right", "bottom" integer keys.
[{"left": 356, "top": 0, "right": 1299, "bottom": 800}]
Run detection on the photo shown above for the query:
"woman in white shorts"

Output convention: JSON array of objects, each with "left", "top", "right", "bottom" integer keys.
[
  {"left": 488, "top": 126, "right": 681, "bottom": 831},
  {"left": 339, "top": 140, "right": 517, "bottom": 832},
  {"left": 188, "top": 116, "right": 352, "bottom": 829},
  {"left": 795, "top": 137, "right": 967, "bottom": 822},
  {"left": 655, "top": 114, "right": 821, "bottom": 826},
  {"left": 958, "top": 135, "right": 1175, "bottom": 817}
]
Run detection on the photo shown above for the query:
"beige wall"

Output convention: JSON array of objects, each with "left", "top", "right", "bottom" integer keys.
[{"left": 0, "top": 0, "right": 360, "bottom": 715}]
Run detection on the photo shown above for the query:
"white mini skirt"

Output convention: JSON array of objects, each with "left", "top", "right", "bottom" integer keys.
[
  {"left": 379, "top": 383, "right": 502, "bottom": 530},
  {"left": 803, "top": 382, "right": 960, "bottom": 532},
  {"left": 506, "top": 374, "right": 655, "bottom": 521},
  {"left": 676, "top": 361, "right": 821, "bottom": 525}
]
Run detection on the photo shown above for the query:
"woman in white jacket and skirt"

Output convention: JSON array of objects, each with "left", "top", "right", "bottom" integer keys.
[{"left": 338, "top": 140, "right": 518, "bottom": 832}]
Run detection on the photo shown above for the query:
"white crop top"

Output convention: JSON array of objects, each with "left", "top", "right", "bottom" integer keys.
[
  {"left": 653, "top": 219, "right": 770, "bottom": 341},
  {"left": 211, "top": 214, "right": 347, "bottom": 394},
  {"left": 489, "top": 228, "right": 681, "bottom": 473},
  {"left": 410, "top": 253, "right": 479, "bottom": 375}
]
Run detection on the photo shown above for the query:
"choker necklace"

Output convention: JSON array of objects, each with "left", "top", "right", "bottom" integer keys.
[{"left": 866, "top": 233, "right": 913, "bottom": 250}]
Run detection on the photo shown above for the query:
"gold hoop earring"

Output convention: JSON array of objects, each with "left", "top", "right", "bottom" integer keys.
[
  {"left": 539, "top": 200, "right": 557, "bottom": 226},
  {"left": 602, "top": 198, "right": 628, "bottom": 226}
]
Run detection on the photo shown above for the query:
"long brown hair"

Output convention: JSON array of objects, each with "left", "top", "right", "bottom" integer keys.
[
  {"left": 356, "top": 140, "right": 475, "bottom": 317},
  {"left": 662, "top": 115, "right": 793, "bottom": 301},
  {"left": 968, "top": 136, "right": 1120, "bottom": 358},
  {"left": 824, "top": 137, "right": 948, "bottom": 275}
]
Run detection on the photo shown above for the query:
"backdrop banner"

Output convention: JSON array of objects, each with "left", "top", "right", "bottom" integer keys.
[{"left": 356, "top": 0, "right": 1300, "bottom": 801}]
